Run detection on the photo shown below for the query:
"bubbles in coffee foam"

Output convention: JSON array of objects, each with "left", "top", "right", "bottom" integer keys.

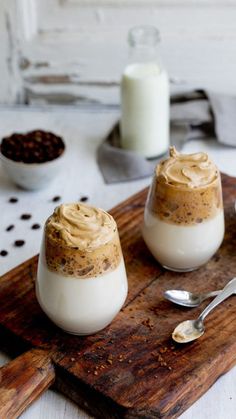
[
  {"left": 149, "top": 148, "right": 223, "bottom": 226},
  {"left": 44, "top": 203, "right": 122, "bottom": 278}
]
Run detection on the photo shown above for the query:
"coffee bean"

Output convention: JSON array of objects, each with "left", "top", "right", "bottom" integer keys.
[
  {"left": 20, "top": 214, "right": 32, "bottom": 220},
  {"left": 14, "top": 240, "right": 25, "bottom": 247},
  {"left": 6, "top": 224, "right": 14, "bottom": 232},
  {"left": 1, "top": 130, "right": 65, "bottom": 164},
  {"left": 9, "top": 197, "right": 18, "bottom": 203},
  {"left": 80, "top": 196, "right": 89, "bottom": 202},
  {"left": 31, "top": 223, "right": 41, "bottom": 230},
  {"left": 0, "top": 250, "right": 8, "bottom": 256},
  {"left": 52, "top": 196, "right": 61, "bottom": 202}
]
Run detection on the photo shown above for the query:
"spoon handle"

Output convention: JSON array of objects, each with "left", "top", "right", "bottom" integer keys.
[
  {"left": 198, "top": 277, "right": 236, "bottom": 323},
  {"left": 203, "top": 289, "right": 236, "bottom": 300},
  {"left": 202, "top": 290, "right": 221, "bottom": 300}
]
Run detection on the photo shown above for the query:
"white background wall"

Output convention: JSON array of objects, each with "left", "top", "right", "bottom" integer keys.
[{"left": 1, "top": 0, "right": 236, "bottom": 105}]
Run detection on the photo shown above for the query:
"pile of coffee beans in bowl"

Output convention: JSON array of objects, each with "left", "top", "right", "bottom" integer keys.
[
  {"left": 0, "top": 129, "right": 66, "bottom": 190},
  {"left": 0, "top": 130, "right": 65, "bottom": 164}
]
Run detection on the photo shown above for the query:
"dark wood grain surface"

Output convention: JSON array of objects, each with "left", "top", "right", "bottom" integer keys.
[{"left": 0, "top": 173, "right": 236, "bottom": 418}]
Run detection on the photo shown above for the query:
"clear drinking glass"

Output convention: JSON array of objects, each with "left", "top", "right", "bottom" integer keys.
[
  {"left": 142, "top": 151, "right": 225, "bottom": 272},
  {"left": 36, "top": 205, "right": 128, "bottom": 335}
]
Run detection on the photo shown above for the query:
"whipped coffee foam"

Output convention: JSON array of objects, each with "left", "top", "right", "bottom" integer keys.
[
  {"left": 45, "top": 203, "right": 122, "bottom": 278},
  {"left": 148, "top": 147, "right": 223, "bottom": 226},
  {"left": 46, "top": 203, "right": 117, "bottom": 249},
  {"left": 157, "top": 147, "right": 218, "bottom": 188}
]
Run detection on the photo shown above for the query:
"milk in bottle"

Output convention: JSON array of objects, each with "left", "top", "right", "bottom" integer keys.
[{"left": 120, "top": 26, "right": 169, "bottom": 158}]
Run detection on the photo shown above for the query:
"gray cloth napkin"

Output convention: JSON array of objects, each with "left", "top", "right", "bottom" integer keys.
[{"left": 97, "top": 90, "right": 236, "bottom": 183}]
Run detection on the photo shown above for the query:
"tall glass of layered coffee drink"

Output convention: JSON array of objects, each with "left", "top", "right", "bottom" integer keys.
[
  {"left": 142, "top": 147, "right": 224, "bottom": 272},
  {"left": 36, "top": 203, "right": 128, "bottom": 335}
]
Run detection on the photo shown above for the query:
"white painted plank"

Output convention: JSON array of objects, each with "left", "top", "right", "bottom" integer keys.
[
  {"left": 18, "top": 4, "right": 236, "bottom": 104},
  {"left": 48, "top": 0, "right": 236, "bottom": 11},
  {"left": 2, "top": 1, "right": 236, "bottom": 103},
  {"left": 0, "top": 2, "right": 10, "bottom": 103},
  {"left": 16, "top": 0, "right": 38, "bottom": 40},
  {"left": 36, "top": 3, "right": 236, "bottom": 34},
  {"left": 0, "top": 1, "right": 22, "bottom": 103}
]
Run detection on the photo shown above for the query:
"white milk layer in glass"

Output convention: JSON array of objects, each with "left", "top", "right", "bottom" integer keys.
[
  {"left": 120, "top": 62, "right": 169, "bottom": 158},
  {"left": 36, "top": 258, "right": 128, "bottom": 335},
  {"left": 142, "top": 208, "right": 225, "bottom": 271}
]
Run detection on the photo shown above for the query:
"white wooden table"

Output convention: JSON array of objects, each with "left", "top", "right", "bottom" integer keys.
[{"left": 0, "top": 106, "right": 235, "bottom": 419}]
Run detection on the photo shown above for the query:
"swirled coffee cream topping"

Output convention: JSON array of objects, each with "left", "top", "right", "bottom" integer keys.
[
  {"left": 46, "top": 203, "right": 117, "bottom": 249},
  {"left": 157, "top": 147, "right": 218, "bottom": 189},
  {"left": 45, "top": 203, "right": 122, "bottom": 278},
  {"left": 148, "top": 147, "right": 223, "bottom": 225}
]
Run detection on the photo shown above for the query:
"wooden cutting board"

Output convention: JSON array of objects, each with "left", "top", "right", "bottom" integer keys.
[{"left": 1, "top": 173, "right": 236, "bottom": 419}]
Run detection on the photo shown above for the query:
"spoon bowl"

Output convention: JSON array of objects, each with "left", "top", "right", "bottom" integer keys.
[
  {"left": 164, "top": 289, "right": 220, "bottom": 308},
  {"left": 172, "top": 320, "right": 205, "bottom": 343},
  {"left": 172, "top": 277, "right": 236, "bottom": 344}
]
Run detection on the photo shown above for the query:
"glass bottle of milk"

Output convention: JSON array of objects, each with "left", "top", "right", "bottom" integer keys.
[{"left": 120, "top": 26, "right": 169, "bottom": 158}]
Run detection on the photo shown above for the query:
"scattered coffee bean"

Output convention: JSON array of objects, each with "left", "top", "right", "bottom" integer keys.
[
  {"left": 31, "top": 223, "right": 41, "bottom": 230},
  {"left": 0, "top": 250, "right": 8, "bottom": 256},
  {"left": 8, "top": 197, "right": 18, "bottom": 203},
  {"left": 20, "top": 213, "right": 32, "bottom": 220},
  {"left": 80, "top": 196, "right": 89, "bottom": 202},
  {"left": 6, "top": 224, "right": 14, "bottom": 232},
  {"left": 14, "top": 240, "right": 25, "bottom": 247},
  {"left": 52, "top": 196, "right": 61, "bottom": 202}
]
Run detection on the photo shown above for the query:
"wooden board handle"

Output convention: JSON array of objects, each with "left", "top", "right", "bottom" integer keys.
[{"left": 0, "top": 348, "right": 55, "bottom": 418}]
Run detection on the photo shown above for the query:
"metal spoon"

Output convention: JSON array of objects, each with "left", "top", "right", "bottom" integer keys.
[
  {"left": 164, "top": 289, "right": 221, "bottom": 308},
  {"left": 172, "top": 277, "right": 236, "bottom": 344}
]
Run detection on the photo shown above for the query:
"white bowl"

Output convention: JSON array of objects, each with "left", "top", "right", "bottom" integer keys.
[{"left": 0, "top": 150, "right": 66, "bottom": 190}]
